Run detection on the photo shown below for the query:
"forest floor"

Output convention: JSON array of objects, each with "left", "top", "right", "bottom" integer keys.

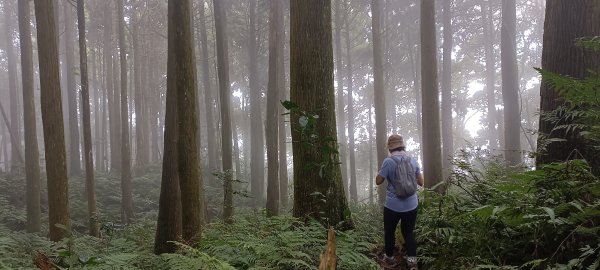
[{"left": 372, "top": 246, "right": 409, "bottom": 270}]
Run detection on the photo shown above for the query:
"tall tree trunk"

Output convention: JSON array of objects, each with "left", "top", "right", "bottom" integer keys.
[
  {"left": 64, "top": 3, "right": 82, "bottom": 176},
  {"left": 4, "top": 1, "right": 22, "bottom": 173},
  {"left": 421, "top": 0, "right": 444, "bottom": 192},
  {"left": 117, "top": 0, "right": 134, "bottom": 223},
  {"left": 133, "top": 24, "right": 148, "bottom": 170},
  {"left": 232, "top": 117, "right": 242, "bottom": 188},
  {"left": 277, "top": 9, "right": 289, "bottom": 208},
  {"left": 18, "top": 0, "right": 41, "bottom": 232},
  {"left": 154, "top": 29, "right": 182, "bottom": 254},
  {"left": 91, "top": 46, "right": 104, "bottom": 172},
  {"left": 342, "top": 0, "right": 357, "bottom": 202},
  {"left": 537, "top": 0, "right": 600, "bottom": 175},
  {"left": 248, "top": 0, "right": 265, "bottom": 207},
  {"left": 266, "top": 0, "right": 283, "bottom": 217},
  {"left": 290, "top": 0, "right": 352, "bottom": 228},
  {"left": 113, "top": 56, "right": 122, "bottom": 170},
  {"left": 407, "top": 29, "right": 422, "bottom": 149},
  {"left": 103, "top": 1, "right": 120, "bottom": 172},
  {"left": 441, "top": 0, "right": 454, "bottom": 180},
  {"left": 334, "top": 0, "right": 349, "bottom": 196},
  {"left": 368, "top": 105, "right": 374, "bottom": 204},
  {"left": 198, "top": 0, "right": 218, "bottom": 183},
  {"left": 77, "top": 0, "right": 99, "bottom": 237},
  {"left": 371, "top": 0, "right": 388, "bottom": 205},
  {"left": 168, "top": 0, "right": 204, "bottom": 244},
  {"left": 213, "top": 0, "right": 234, "bottom": 223},
  {"left": 501, "top": 0, "right": 521, "bottom": 165},
  {"left": 483, "top": 0, "right": 498, "bottom": 151},
  {"left": 33, "top": 0, "right": 71, "bottom": 241}
]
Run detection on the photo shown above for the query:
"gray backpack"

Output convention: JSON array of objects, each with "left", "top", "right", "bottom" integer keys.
[{"left": 390, "top": 156, "right": 417, "bottom": 198}]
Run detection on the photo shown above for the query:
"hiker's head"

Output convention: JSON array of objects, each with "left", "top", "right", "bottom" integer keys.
[{"left": 387, "top": 134, "right": 406, "bottom": 153}]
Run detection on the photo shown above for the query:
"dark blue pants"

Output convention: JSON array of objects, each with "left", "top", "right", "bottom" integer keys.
[{"left": 384, "top": 206, "right": 417, "bottom": 257}]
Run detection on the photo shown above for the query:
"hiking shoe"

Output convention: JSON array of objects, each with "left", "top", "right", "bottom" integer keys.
[
  {"left": 380, "top": 254, "right": 399, "bottom": 268},
  {"left": 406, "top": 256, "right": 418, "bottom": 270}
]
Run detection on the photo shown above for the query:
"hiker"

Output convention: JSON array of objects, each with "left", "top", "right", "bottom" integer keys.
[{"left": 375, "top": 134, "right": 424, "bottom": 269}]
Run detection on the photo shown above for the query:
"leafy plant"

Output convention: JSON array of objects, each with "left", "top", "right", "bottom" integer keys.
[{"left": 416, "top": 148, "right": 600, "bottom": 269}]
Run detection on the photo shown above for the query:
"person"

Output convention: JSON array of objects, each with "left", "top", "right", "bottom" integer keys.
[{"left": 375, "top": 134, "right": 424, "bottom": 269}]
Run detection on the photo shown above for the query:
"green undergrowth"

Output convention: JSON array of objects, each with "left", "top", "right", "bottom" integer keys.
[
  {"left": 2, "top": 149, "right": 599, "bottom": 269},
  {"left": 416, "top": 149, "right": 600, "bottom": 269},
  {"left": 0, "top": 207, "right": 381, "bottom": 270}
]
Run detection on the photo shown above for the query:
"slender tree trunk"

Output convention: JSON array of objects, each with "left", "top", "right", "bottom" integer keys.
[
  {"left": 421, "top": 0, "right": 444, "bottom": 192},
  {"left": 4, "top": 1, "right": 22, "bottom": 173},
  {"left": 63, "top": 3, "right": 82, "bottom": 176},
  {"left": 232, "top": 117, "right": 242, "bottom": 186},
  {"left": 342, "top": 0, "right": 357, "bottom": 202},
  {"left": 266, "top": 0, "right": 283, "bottom": 217},
  {"left": 77, "top": 0, "right": 99, "bottom": 237},
  {"left": 117, "top": 0, "right": 134, "bottom": 223},
  {"left": 103, "top": 1, "right": 120, "bottom": 172},
  {"left": 213, "top": 0, "right": 234, "bottom": 223},
  {"left": 198, "top": 0, "right": 218, "bottom": 183},
  {"left": 33, "top": 0, "right": 71, "bottom": 241},
  {"left": 441, "top": 0, "right": 454, "bottom": 179},
  {"left": 501, "top": 0, "right": 521, "bottom": 165},
  {"left": 133, "top": 22, "right": 149, "bottom": 170},
  {"left": 92, "top": 45, "right": 104, "bottom": 172},
  {"left": 290, "top": 0, "right": 352, "bottom": 228},
  {"left": 368, "top": 105, "right": 374, "bottom": 204},
  {"left": 2, "top": 135, "right": 7, "bottom": 171},
  {"left": 483, "top": 0, "right": 498, "bottom": 151},
  {"left": 247, "top": 0, "right": 266, "bottom": 207},
  {"left": 371, "top": 0, "right": 388, "bottom": 205},
  {"left": 277, "top": 10, "right": 289, "bottom": 208},
  {"left": 18, "top": 0, "right": 41, "bottom": 233},
  {"left": 334, "top": 0, "right": 349, "bottom": 196},
  {"left": 407, "top": 30, "right": 422, "bottom": 149}
]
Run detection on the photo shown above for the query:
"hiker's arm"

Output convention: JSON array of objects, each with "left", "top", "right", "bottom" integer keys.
[
  {"left": 417, "top": 173, "right": 424, "bottom": 187},
  {"left": 376, "top": 175, "right": 385, "bottom": 185}
]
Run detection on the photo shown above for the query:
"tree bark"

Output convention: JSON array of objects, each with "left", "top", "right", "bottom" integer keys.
[
  {"left": 483, "top": 0, "right": 498, "bottom": 151},
  {"left": 371, "top": 0, "right": 388, "bottom": 204},
  {"left": 421, "top": 0, "right": 444, "bottom": 192},
  {"left": 18, "top": 0, "right": 41, "bottom": 233},
  {"left": 213, "top": 0, "right": 234, "bottom": 223},
  {"left": 4, "top": 1, "right": 22, "bottom": 173},
  {"left": 501, "top": 0, "right": 521, "bottom": 165},
  {"left": 368, "top": 105, "right": 374, "bottom": 204},
  {"left": 63, "top": 3, "right": 82, "bottom": 176},
  {"left": 342, "top": 0, "right": 357, "bottom": 202},
  {"left": 167, "top": 0, "right": 204, "bottom": 244},
  {"left": 441, "top": 0, "right": 454, "bottom": 179},
  {"left": 278, "top": 7, "right": 289, "bottom": 208},
  {"left": 198, "top": 0, "right": 218, "bottom": 183},
  {"left": 154, "top": 33, "right": 182, "bottom": 254},
  {"left": 247, "top": 0, "right": 266, "bottom": 207},
  {"left": 334, "top": 0, "right": 349, "bottom": 196},
  {"left": 33, "top": 0, "right": 71, "bottom": 241},
  {"left": 290, "top": 0, "right": 352, "bottom": 228},
  {"left": 116, "top": 0, "right": 134, "bottom": 223},
  {"left": 133, "top": 22, "right": 149, "bottom": 170},
  {"left": 266, "top": 0, "right": 283, "bottom": 217},
  {"left": 103, "top": 1, "right": 120, "bottom": 172},
  {"left": 537, "top": 0, "right": 600, "bottom": 175},
  {"left": 76, "top": 0, "right": 99, "bottom": 237}
]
